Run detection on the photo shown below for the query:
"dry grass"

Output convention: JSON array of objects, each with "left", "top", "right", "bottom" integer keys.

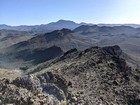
[{"left": 0, "top": 68, "right": 22, "bottom": 80}]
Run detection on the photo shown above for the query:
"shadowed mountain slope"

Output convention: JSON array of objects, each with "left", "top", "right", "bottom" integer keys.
[
  {"left": 7, "top": 28, "right": 94, "bottom": 52},
  {"left": 0, "top": 46, "right": 63, "bottom": 69}
]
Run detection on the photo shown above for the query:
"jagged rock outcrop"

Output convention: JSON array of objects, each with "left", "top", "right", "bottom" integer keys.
[
  {"left": 13, "top": 75, "right": 41, "bottom": 94},
  {"left": 0, "top": 72, "right": 68, "bottom": 105},
  {"left": 37, "top": 72, "right": 68, "bottom": 95}
]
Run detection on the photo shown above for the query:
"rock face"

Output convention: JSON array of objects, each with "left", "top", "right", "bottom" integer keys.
[
  {"left": 37, "top": 72, "right": 68, "bottom": 95},
  {"left": 0, "top": 72, "right": 68, "bottom": 105}
]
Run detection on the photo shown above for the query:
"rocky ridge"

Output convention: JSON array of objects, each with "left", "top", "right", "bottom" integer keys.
[
  {"left": 28, "top": 45, "right": 140, "bottom": 105},
  {"left": 0, "top": 45, "right": 140, "bottom": 105}
]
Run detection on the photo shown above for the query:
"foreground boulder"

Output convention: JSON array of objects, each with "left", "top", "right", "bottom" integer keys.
[{"left": 0, "top": 72, "right": 68, "bottom": 105}]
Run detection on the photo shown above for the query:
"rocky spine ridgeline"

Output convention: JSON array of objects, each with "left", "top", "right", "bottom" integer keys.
[{"left": 0, "top": 45, "right": 140, "bottom": 105}]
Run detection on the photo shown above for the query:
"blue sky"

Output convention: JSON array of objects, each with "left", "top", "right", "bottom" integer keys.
[{"left": 0, "top": 0, "right": 140, "bottom": 25}]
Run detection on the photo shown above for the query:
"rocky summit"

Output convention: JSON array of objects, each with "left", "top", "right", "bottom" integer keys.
[{"left": 0, "top": 45, "right": 140, "bottom": 105}]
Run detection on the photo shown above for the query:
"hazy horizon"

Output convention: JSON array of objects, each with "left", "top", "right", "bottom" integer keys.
[
  {"left": 1, "top": 0, "right": 140, "bottom": 25},
  {"left": 1, "top": 19, "right": 140, "bottom": 27}
]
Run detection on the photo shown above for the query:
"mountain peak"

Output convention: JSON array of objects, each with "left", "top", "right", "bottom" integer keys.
[{"left": 57, "top": 19, "right": 76, "bottom": 24}]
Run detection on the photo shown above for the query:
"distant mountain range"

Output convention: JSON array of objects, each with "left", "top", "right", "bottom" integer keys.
[
  {"left": 8, "top": 28, "right": 93, "bottom": 52},
  {"left": 1, "top": 20, "right": 140, "bottom": 32},
  {"left": 0, "top": 20, "right": 83, "bottom": 32},
  {"left": 0, "top": 25, "right": 139, "bottom": 69},
  {"left": 74, "top": 25, "right": 140, "bottom": 35}
]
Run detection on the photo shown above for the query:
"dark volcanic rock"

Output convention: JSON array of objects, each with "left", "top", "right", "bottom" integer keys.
[{"left": 103, "top": 45, "right": 122, "bottom": 56}]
